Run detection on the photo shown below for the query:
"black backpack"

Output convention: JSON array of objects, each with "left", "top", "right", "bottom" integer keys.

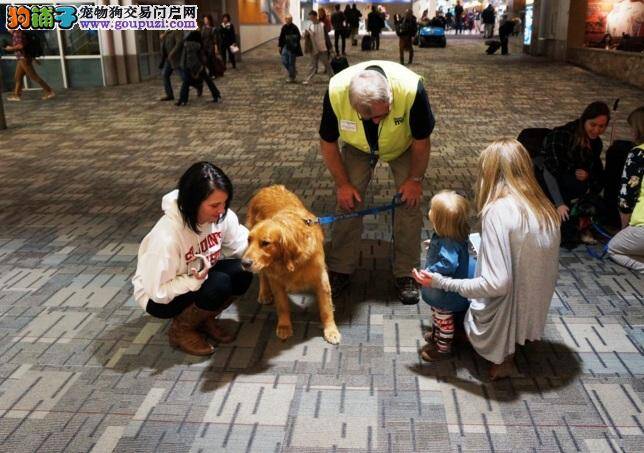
[{"left": 23, "top": 31, "right": 45, "bottom": 59}]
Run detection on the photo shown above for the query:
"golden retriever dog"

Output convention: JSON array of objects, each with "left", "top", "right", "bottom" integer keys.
[{"left": 242, "top": 185, "right": 341, "bottom": 345}]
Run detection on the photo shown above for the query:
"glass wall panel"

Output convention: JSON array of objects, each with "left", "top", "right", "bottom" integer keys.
[
  {"left": 62, "top": 29, "right": 100, "bottom": 55},
  {"left": 66, "top": 59, "right": 102, "bottom": 88},
  {"left": 25, "top": 59, "right": 64, "bottom": 91}
]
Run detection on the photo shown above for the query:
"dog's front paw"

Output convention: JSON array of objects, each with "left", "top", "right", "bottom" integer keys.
[
  {"left": 276, "top": 323, "right": 293, "bottom": 341},
  {"left": 257, "top": 295, "right": 274, "bottom": 305},
  {"left": 323, "top": 325, "right": 341, "bottom": 345}
]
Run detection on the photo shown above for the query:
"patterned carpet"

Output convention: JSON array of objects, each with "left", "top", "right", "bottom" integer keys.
[{"left": 0, "top": 35, "right": 643, "bottom": 452}]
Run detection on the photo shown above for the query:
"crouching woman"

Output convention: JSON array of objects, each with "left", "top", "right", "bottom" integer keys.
[{"left": 132, "top": 162, "right": 252, "bottom": 356}]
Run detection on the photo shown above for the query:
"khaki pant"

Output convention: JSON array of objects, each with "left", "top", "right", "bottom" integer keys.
[
  {"left": 326, "top": 144, "right": 423, "bottom": 278},
  {"left": 607, "top": 225, "right": 644, "bottom": 274},
  {"left": 304, "top": 51, "right": 331, "bottom": 83},
  {"left": 14, "top": 58, "right": 52, "bottom": 97}
]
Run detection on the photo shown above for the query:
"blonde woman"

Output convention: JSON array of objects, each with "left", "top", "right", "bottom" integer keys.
[{"left": 413, "top": 139, "right": 561, "bottom": 380}]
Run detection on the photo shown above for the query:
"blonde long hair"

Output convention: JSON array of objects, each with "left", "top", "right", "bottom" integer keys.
[{"left": 476, "top": 139, "right": 560, "bottom": 231}]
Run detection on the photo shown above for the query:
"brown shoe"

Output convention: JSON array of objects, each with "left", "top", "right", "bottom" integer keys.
[
  {"left": 200, "top": 316, "right": 236, "bottom": 343},
  {"left": 168, "top": 304, "right": 215, "bottom": 356},
  {"left": 419, "top": 340, "right": 452, "bottom": 362}
]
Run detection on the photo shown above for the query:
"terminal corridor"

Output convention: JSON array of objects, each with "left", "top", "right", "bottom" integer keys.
[{"left": 0, "top": 36, "right": 643, "bottom": 452}]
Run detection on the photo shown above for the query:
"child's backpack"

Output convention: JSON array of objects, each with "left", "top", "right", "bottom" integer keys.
[{"left": 23, "top": 31, "right": 45, "bottom": 59}]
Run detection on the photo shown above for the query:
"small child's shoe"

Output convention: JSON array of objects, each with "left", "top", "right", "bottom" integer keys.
[{"left": 419, "top": 340, "right": 452, "bottom": 362}]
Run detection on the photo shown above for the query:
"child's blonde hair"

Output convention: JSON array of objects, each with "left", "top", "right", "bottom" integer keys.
[
  {"left": 476, "top": 138, "right": 560, "bottom": 231},
  {"left": 429, "top": 190, "right": 470, "bottom": 242}
]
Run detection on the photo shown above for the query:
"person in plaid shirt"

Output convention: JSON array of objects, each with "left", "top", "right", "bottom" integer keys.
[{"left": 3, "top": 29, "right": 55, "bottom": 101}]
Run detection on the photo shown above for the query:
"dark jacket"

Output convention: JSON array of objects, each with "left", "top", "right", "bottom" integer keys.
[
  {"left": 346, "top": 8, "right": 362, "bottom": 28},
  {"left": 180, "top": 40, "right": 204, "bottom": 77},
  {"left": 481, "top": 6, "right": 495, "bottom": 25},
  {"left": 367, "top": 11, "right": 385, "bottom": 33},
  {"left": 541, "top": 120, "right": 605, "bottom": 201},
  {"left": 396, "top": 15, "right": 417, "bottom": 37},
  {"left": 331, "top": 11, "right": 345, "bottom": 30},
  {"left": 161, "top": 30, "right": 184, "bottom": 69},
  {"left": 499, "top": 20, "right": 514, "bottom": 39},
  {"left": 218, "top": 23, "right": 236, "bottom": 47},
  {"left": 278, "top": 23, "right": 303, "bottom": 57}
]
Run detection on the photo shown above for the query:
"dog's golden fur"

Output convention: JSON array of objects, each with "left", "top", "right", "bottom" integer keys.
[{"left": 243, "top": 185, "right": 341, "bottom": 344}]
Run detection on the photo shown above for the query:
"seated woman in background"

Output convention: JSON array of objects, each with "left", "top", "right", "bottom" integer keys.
[
  {"left": 608, "top": 106, "right": 644, "bottom": 274},
  {"left": 541, "top": 101, "right": 610, "bottom": 248}
]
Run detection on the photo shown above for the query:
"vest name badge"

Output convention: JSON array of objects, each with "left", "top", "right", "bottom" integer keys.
[{"left": 340, "top": 120, "right": 357, "bottom": 132}]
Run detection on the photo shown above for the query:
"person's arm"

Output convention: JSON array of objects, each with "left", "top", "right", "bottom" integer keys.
[
  {"left": 138, "top": 247, "right": 203, "bottom": 305},
  {"left": 541, "top": 129, "right": 568, "bottom": 179},
  {"left": 429, "top": 204, "right": 512, "bottom": 299},
  {"left": 618, "top": 149, "right": 643, "bottom": 223},
  {"left": 533, "top": 154, "right": 564, "bottom": 207},
  {"left": 399, "top": 81, "right": 434, "bottom": 207},
  {"left": 278, "top": 26, "right": 285, "bottom": 50},
  {"left": 221, "top": 211, "right": 250, "bottom": 258},
  {"left": 318, "top": 91, "right": 362, "bottom": 210}
]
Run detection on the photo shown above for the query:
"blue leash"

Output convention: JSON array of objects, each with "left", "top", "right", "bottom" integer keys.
[
  {"left": 585, "top": 222, "right": 613, "bottom": 260},
  {"left": 306, "top": 193, "right": 404, "bottom": 225}
]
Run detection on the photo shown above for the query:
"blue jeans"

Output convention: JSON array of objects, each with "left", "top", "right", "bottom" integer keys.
[
  {"left": 281, "top": 47, "right": 296, "bottom": 80},
  {"left": 162, "top": 61, "right": 174, "bottom": 98}
]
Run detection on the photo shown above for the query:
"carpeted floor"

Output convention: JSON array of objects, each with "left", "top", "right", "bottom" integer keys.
[{"left": 0, "top": 35, "right": 643, "bottom": 452}]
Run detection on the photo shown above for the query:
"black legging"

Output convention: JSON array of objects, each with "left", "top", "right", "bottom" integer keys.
[{"left": 146, "top": 259, "right": 252, "bottom": 319}]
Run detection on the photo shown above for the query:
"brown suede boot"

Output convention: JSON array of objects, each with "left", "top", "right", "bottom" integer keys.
[
  {"left": 200, "top": 315, "right": 236, "bottom": 343},
  {"left": 168, "top": 304, "right": 215, "bottom": 356}
]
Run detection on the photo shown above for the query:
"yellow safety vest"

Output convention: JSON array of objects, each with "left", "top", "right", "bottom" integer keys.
[
  {"left": 328, "top": 60, "right": 422, "bottom": 162},
  {"left": 629, "top": 143, "right": 644, "bottom": 227}
]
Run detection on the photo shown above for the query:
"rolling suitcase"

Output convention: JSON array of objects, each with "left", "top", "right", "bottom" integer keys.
[
  {"left": 330, "top": 55, "right": 349, "bottom": 74},
  {"left": 361, "top": 35, "right": 372, "bottom": 51}
]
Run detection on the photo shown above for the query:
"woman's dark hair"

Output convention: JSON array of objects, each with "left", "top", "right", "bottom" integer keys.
[
  {"left": 177, "top": 162, "right": 233, "bottom": 233},
  {"left": 575, "top": 101, "right": 610, "bottom": 147},
  {"left": 222, "top": 13, "right": 231, "bottom": 22},
  {"left": 203, "top": 14, "right": 214, "bottom": 26}
]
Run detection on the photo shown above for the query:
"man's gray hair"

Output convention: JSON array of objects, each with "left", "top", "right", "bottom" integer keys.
[{"left": 348, "top": 70, "right": 392, "bottom": 117}]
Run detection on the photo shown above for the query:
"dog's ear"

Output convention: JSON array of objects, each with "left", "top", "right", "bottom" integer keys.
[{"left": 279, "top": 227, "right": 298, "bottom": 272}]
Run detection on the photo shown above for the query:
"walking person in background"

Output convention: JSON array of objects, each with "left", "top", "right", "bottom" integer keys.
[
  {"left": 367, "top": 5, "right": 385, "bottom": 50},
  {"left": 3, "top": 29, "right": 55, "bottom": 101},
  {"left": 219, "top": 13, "right": 237, "bottom": 69},
  {"left": 395, "top": 9, "right": 417, "bottom": 66},
  {"left": 454, "top": 0, "right": 464, "bottom": 34},
  {"left": 331, "top": 4, "right": 347, "bottom": 56},
  {"left": 346, "top": 4, "right": 362, "bottom": 47},
  {"left": 278, "top": 14, "right": 303, "bottom": 83},
  {"left": 482, "top": 3, "right": 496, "bottom": 38},
  {"left": 177, "top": 31, "right": 221, "bottom": 106},
  {"left": 201, "top": 14, "right": 217, "bottom": 77},
  {"left": 302, "top": 10, "right": 332, "bottom": 85},
  {"left": 158, "top": 29, "right": 184, "bottom": 101}
]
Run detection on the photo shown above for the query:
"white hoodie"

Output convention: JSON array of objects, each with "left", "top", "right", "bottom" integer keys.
[{"left": 132, "top": 190, "right": 249, "bottom": 310}]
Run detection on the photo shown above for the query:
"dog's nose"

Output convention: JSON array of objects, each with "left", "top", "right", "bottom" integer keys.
[{"left": 241, "top": 258, "right": 253, "bottom": 270}]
